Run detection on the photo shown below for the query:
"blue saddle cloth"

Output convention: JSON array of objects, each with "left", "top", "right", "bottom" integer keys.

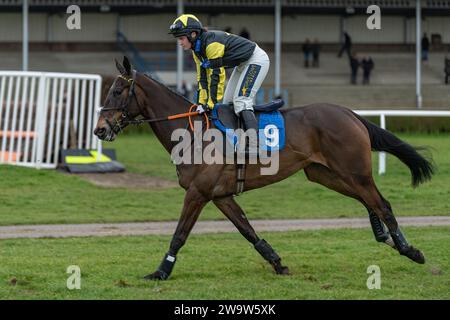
[{"left": 211, "top": 100, "right": 285, "bottom": 152}]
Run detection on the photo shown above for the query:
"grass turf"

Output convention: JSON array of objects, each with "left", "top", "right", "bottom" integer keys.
[
  {"left": 0, "top": 133, "right": 449, "bottom": 225},
  {"left": 0, "top": 226, "right": 448, "bottom": 299}
]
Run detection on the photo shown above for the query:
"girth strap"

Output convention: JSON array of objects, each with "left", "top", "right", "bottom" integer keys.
[
  {"left": 235, "top": 116, "right": 246, "bottom": 195},
  {"left": 236, "top": 163, "right": 246, "bottom": 195}
]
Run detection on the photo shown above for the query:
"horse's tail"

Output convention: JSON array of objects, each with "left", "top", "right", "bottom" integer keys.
[{"left": 353, "top": 112, "right": 435, "bottom": 187}]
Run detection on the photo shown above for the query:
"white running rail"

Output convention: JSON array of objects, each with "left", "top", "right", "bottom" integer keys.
[{"left": 0, "top": 71, "right": 102, "bottom": 169}]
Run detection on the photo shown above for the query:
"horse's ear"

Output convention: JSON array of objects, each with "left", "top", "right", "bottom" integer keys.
[
  {"left": 115, "top": 58, "right": 126, "bottom": 76},
  {"left": 123, "top": 56, "right": 132, "bottom": 76}
]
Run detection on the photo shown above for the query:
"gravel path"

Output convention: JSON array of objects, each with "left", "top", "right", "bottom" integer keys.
[{"left": 0, "top": 216, "right": 449, "bottom": 239}]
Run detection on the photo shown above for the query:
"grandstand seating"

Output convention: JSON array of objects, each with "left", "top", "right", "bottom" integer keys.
[{"left": 1, "top": 50, "right": 449, "bottom": 109}]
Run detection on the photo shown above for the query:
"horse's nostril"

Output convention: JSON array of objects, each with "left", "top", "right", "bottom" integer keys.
[{"left": 95, "top": 127, "right": 106, "bottom": 137}]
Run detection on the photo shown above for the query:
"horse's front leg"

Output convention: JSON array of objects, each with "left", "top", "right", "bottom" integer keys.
[
  {"left": 144, "top": 186, "right": 208, "bottom": 280},
  {"left": 213, "top": 196, "right": 289, "bottom": 275}
]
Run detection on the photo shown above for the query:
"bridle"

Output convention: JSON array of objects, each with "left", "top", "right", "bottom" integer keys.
[
  {"left": 99, "top": 71, "right": 141, "bottom": 135},
  {"left": 98, "top": 70, "right": 210, "bottom": 134}
]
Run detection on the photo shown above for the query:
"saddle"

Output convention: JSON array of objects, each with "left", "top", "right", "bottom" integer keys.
[{"left": 212, "top": 99, "right": 285, "bottom": 131}]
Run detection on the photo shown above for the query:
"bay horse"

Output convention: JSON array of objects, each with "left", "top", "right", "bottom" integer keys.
[{"left": 94, "top": 57, "right": 434, "bottom": 280}]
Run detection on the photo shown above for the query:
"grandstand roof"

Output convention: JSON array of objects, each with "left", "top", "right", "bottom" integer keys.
[{"left": 1, "top": 0, "right": 450, "bottom": 15}]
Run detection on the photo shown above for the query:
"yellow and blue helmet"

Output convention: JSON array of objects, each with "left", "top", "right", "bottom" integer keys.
[{"left": 169, "top": 14, "right": 203, "bottom": 38}]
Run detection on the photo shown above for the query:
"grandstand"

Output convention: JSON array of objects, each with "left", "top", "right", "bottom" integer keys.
[{"left": 1, "top": 0, "right": 450, "bottom": 108}]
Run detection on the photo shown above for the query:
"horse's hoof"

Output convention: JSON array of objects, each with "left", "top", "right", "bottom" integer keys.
[
  {"left": 143, "top": 270, "right": 168, "bottom": 281},
  {"left": 275, "top": 265, "right": 290, "bottom": 275},
  {"left": 400, "top": 246, "right": 425, "bottom": 264}
]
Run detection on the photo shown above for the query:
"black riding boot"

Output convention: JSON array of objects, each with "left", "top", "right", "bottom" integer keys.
[{"left": 240, "top": 110, "right": 259, "bottom": 155}]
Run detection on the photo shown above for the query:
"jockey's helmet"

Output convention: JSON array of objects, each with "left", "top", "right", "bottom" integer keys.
[{"left": 168, "top": 14, "right": 203, "bottom": 40}]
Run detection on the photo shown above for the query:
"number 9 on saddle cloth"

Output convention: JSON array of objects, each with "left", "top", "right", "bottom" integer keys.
[{"left": 211, "top": 99, "right": 286, "bottom": 156}]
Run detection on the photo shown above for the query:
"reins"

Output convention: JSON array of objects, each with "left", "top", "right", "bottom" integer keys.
[
  {"left": 100, "top": 72, "right": 210, "bottom": 132},
  {"left": 126, "top": 104, "right": 210, "bottom": 131}
]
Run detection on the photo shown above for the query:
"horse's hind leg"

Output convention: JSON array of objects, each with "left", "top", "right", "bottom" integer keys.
[
  {"left": 213, "top": 196, "right": 289, "bottom": 275},
  {"left": 305, "top": 163, "right": 425, "bottom": 264},
  {"left": 357, "top": 183, "right": 425, "bottom": 264},
  {"left": 304, "top": 164, "right": 392, "bottom": 247}
]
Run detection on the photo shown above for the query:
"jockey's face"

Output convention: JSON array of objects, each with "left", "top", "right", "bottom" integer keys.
[{"left": 177, "top": 36, "right": 192, "bottom": 50}]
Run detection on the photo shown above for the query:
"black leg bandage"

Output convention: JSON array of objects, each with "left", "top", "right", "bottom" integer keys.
[
  {"left": 390, "top": 228, "right": 409, "bottom": 252},
  {"left": 157, "top": 253, "right": 177, "bottom": 280},
  {"left": 368, "top": 211, "right": 390, "bottom": 242},
  {"left": 254, "top": 239, "right": 280, "bottom": 263}
]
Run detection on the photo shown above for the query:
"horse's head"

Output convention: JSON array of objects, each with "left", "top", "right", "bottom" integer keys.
[{"left": 94, "top": 56, "right": 144, "bottom": 141}]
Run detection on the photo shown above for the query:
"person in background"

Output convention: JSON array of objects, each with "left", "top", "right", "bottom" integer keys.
[
  {"left": 422, "top": 33, "right": 430, "bottom": 61},
  {"left": 311, "top": 38, "right": 321, "bottom": 68},
  {"left": 361, "top": 56, "right": 374, "bottom": 85},
  {"left": 349, "top": 52, "right": 359, "bottom": 85},
  {"left": 180, "top": 80, "right": 193, "bottom": 100},
  {"left": 445, "top": 55, "right": 450, "bottom": 84},
  {"left": 302, "top": 38, "right": 312, "bottom": 68},
  {"left": 338, "top": 31, "right": 352, "bottom": 59},
  {"left": 239, "top": 27, "right": 250, "bottom": 40}
]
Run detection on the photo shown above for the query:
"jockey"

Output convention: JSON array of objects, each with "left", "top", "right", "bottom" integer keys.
[{"left": 168, "top": 14, "right": 270, "bottom": 140}]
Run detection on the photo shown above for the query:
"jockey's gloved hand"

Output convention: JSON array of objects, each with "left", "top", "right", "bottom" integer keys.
[
  {"left": 200, "top": 59, "right": 210, "bottom": 69},
  {"left": 195, "top": 104, "right": 208, "bottom": 114}
]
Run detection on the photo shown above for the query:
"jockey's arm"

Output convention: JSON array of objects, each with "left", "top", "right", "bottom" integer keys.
[
  {"left": 205, "top": 42, "right": 226, "bottom": 109},
  {"left": 193, "top": 53, "right": 209, "bottom": 106}
]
